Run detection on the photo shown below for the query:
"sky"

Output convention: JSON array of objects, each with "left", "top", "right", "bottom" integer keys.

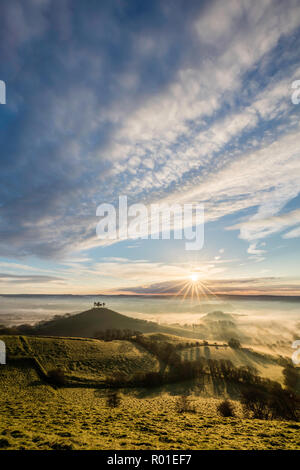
[{"left": 0, "top": 0, "right": 300, "bottom": 295}]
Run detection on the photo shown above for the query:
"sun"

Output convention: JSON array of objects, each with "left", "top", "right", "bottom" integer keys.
[{"left": 169, "top": 271, "right": 218, "bottom": 302}]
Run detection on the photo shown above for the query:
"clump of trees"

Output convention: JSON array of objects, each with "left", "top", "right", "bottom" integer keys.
[
  {"left": 217, "top": 399, "right": 236, "bottom": 417},
  {"left": 175, "top": 395, "right": 196, "bottom": 413}
]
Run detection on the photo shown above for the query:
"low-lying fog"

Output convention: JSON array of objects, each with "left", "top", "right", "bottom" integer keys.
[{"left": 0, "top": 295, "right": 299, "bottom": 355}]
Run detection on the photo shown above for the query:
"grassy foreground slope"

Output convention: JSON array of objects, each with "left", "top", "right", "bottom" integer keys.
[
  {"left": 0, "top": 333, "right": 299, "bottom": 450},
  {"left": 0, "top": 373, "right": 299, "bottom": 450}
]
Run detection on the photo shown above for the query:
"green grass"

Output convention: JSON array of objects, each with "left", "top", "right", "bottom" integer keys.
[
  {"left": 0, "top": 334, "right": 299, "bottom": 450},
  {"left": 3, "top": 335, "right": 160, "bottom": 383},
  {"left": 146, "top": 332, "right": 285, "bottom": 383},
  {"left": 0, "top": 380, "right": 299, "bottom": 450},
  {"left": 180, "top": 345, "right": 285, "bottom": 383}
]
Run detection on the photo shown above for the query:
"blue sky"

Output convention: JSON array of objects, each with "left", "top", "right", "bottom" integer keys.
[{"left": 0, "top": 0, "right": 300, "bottom": 295}]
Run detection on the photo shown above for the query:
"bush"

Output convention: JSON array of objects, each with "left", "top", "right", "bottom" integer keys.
[
  {"left": 47, "top": 368, "right": 66, "bottom": 386},
  {"left": 267, "top": 385, "right": 299, "bottom": 421},
  {"left": 241, "top": 385, "right": 299, "bottom": 421},
  {"left": 241, "top": 387, "right": 271, "bottom": 419},
  {"left": 217, "top": 399, "right": 236, "bottom": 417},
  {"left": 106, "top": 390, "right": 122, "bottom": 408},
  {"left": 175, "top": 395, "right": 196, "bottom": 413},
  {"left": 228, "top": 338, "right": 241, "bottom": 349}
]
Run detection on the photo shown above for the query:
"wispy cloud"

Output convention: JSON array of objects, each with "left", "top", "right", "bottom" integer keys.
[
  {"left": 1, "top": 1, "right": 300, "bottom": 292},
  {"left": 0, "top": 273, "right": 64, "bottom": 284},
  {"left": 115, "top": 276, "right": 300, "bottom": 296}
]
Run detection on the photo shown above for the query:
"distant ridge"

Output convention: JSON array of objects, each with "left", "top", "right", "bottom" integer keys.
[
  {"left": 2, "top": 294, "right": 300, "bottom": 301},
  {"left": 201, "top": 311, "right": 234, "bottom": 321}
]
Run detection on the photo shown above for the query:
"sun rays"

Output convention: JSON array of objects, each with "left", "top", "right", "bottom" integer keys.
[{"left": 168, "top": 273, "right": 219, "bottom": 303}]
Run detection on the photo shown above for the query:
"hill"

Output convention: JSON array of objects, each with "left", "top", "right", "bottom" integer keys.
[
  {"left": 201, "top": 311, "right": 234, "bottom": 321},
  {"left": 3, "top": 334, "right": 161, "bottom": 385},
  {"left": 20, "top": 307, "right": 188, "bottom": 338},
  {"left": 0, "top": 335, "right": 299, "bottom": 450},
  {"left": 13, "top": 307, "right": 215, "bottom": 340}
]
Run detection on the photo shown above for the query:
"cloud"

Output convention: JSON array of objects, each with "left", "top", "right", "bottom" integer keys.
[
  {"left": 283, "top": 225, "right": 300, "bottom": 239},
  {"left": 229, "top": 208, "right": 300, "bottom": 241},
  {"left": 115, "top": 276, "right": 300, "bottom": 296},
  {"left": 0, "top": 0, "right": 300, "bottom": 262},
  {"left": 0, "top": 273, "right": 63, "bottom": 283}
]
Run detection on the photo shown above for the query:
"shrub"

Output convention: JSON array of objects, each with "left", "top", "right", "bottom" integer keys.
[
  {"left": 267, "top": 385, "right": 299, "bottom": 421},
  {"left": 47, "top": 368, "right": 66, "bottom": 386},
  {"left": 106, "top": 390, "right": 122, "bottom": 408},
  {"left": 175, "top": 395, "right": 196, "bottom": 413},
  {"left": 241, "top": 387, "right": 271, "bottom": 419},
  {"left": 241, "top": 384, "right": 299, "bottom": 421},
  {"left": 0, "top": 438, "right": 10, "bottom": 448},
  {"left": 228, "top": 338, "right": 241, "bottom": 349},
  {"left": 217, "top": 399, "right": 236, "bottom": 417}
]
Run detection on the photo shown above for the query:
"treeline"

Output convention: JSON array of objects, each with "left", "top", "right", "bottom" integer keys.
[
  {"left": 120, "top": 335, "right": 299, "bottom": 421},
  {"left": 110, "top": 335, "right": 265, "bottom": 388},
  {"left": 133, "top": 335, "right": 182, "bottom": 364},
  {"left": 94, "top": 329, "right": 142, "bottom": 341}
]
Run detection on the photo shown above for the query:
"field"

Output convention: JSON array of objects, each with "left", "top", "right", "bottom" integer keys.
[
  {"left": 146, "top": 333, "right": 285, "bottom": 383},
  {"left": 2, "top": 335, "right": 161, "bottom": 384},
  {"left": 180, "top": 345, "right": 284, "bottom": 383},
  {"left": 0, "top": 332, "right": 299, "bottom": 450},
  {"left": 1, "top": 364, "right": 300, "bottom": 450}
]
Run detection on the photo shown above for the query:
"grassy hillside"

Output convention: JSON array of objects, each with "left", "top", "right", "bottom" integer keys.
[
  {"left": 3, "top": 331, "right": 288, "bottom": 386},
  {"left": 3, "top": 335, "right": 161, "bottom": 385},
  {"left": 22, "top": 308, "right": 197, "bottom": 339},
  {"left": 145, "top": 332, "right": 285, "bottom": 383},
  {"left": 180, "top": 344, "right": 284, "bottom": 383},
  {"left": 0, "top": 377, "right": 299, "bottom": 450},
  {"left": 0, "top": 332, "right": 299, "bottom": 450}
]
